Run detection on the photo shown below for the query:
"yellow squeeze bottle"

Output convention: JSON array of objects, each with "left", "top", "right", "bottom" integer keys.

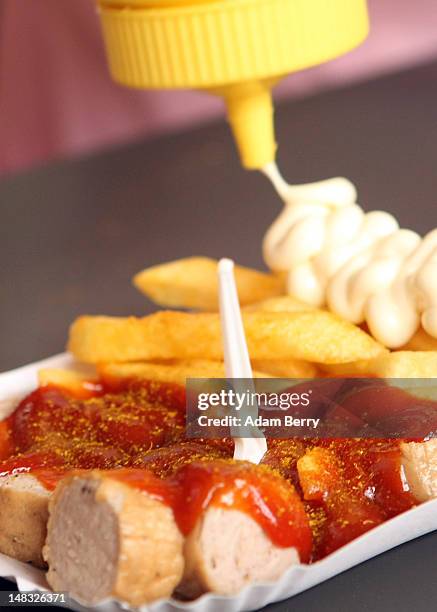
[{"left": 96, "top": 0, "right": 369, "bottom": 169}]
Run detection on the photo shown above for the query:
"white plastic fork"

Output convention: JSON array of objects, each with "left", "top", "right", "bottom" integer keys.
[{"left": 218, "top": 258, "right": 267, "bottom": 464}]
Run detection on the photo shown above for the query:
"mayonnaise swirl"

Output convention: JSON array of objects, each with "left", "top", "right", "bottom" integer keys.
[{"left": 262, "top": 162, "right": 437, "bottom": 348}]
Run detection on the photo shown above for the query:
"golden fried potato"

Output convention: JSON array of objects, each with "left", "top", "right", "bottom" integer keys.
[
  {"left": 321, "top": 351, "right": 437, "bottom": 378},
  {"left": 68, "top": 311, "right": 385, "bottom": 365},
  {"left": 98, "top": 360, "right": 271, "bottom": 385},
  {"left": 133, "top": 258, "right": 284, "bottom": 311},
  {"left": 244, "top": 295, "right": 315, "bottom": 313},
  {"left": 374, "top": 352, "right": 437, "bottom": 378},
  {"left": 38, "top": 367, "right": 97, "bottom": 392},
  {"left": 251, "top": 359, "right": 318, "bottom": 378},
  {"left": 318, "top": 361, "right": 369, "bottom": 377}
]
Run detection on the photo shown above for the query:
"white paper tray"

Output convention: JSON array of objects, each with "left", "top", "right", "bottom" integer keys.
[{"left": 1, "top": 354, "right": 437, "bottom": 612}]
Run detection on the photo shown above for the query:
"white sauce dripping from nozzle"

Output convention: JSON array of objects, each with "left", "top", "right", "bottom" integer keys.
[{"left": 262, "top": 162, "right": 437, "bottom": 349}]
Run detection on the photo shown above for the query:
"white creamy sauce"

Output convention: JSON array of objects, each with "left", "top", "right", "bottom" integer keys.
[{"left": 262, "top": 162, "right": 437, "bottom": 348}]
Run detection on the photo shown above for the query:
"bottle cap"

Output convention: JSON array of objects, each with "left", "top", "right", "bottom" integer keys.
[{"left": 97, "top": 0, "right": 369, "bottom": 167}]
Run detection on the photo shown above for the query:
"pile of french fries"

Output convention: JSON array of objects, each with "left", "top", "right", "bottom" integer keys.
[{"left": 42, "top": 257, "right": 437, "bottom": 387}]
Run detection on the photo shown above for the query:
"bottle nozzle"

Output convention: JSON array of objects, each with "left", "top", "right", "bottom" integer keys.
[{"left": 219, "top": 81, "right": 277, "bottom": 170}]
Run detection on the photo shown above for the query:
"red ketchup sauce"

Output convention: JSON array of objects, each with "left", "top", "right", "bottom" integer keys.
[
  {"left": 0, "top": 379, "right": 186, "bottom": 488},
  {"left": 0, "top": 380, "right": 311, "bottom": 557},
  {"left": 262, "top": 377, "right": 437, "bottom": 559},
  {"left": 263, "top": 437, "right": 421, "bottom": 560},
  {"left": 108, "top": 460, "right": 312, "bottom": 560},
  {"left": 1, "top": 377, "right": 435, "bottom": 561}
]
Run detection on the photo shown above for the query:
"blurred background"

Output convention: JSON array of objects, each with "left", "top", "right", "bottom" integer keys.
[{"left": 1, "top": 0, "right": 437, "bottom": 177}]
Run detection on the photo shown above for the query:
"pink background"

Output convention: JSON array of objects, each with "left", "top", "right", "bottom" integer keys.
[{"left": 1, "top": 0, "right": 437, "bottom": 176}]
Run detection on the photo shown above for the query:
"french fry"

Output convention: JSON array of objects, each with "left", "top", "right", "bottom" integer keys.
[
  {"left": 318, "top": 361, "right": 369, "bottom": 377},
  {"left": 38, "top": 367, "right": 98, "bottom": 394},
  {"left": 68, "top": 311, "right": 385, "bottom": 365},
  {"left": 245, "top": 296, "right": 320, "bottom": 385},
  {"left": 39, "top": 362, "right": 272, "bottom": 394},
  {"left": 133, "top": 258, "right": 284, "bottom": 311},
  {"left": 244, "top": 295, "right": 315, "bottom": 313},
  {"left": 371, "top": 352, "right": 437, "bottom": 378},
  {"left": 98, "top": 360, "right": 271, "bottom": 386},
  {"left": 321, "top": 351, "right": 437, "bottom": 378},
  {"left": 251, "top": 359, "right": 318, "bottom": 378}
]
